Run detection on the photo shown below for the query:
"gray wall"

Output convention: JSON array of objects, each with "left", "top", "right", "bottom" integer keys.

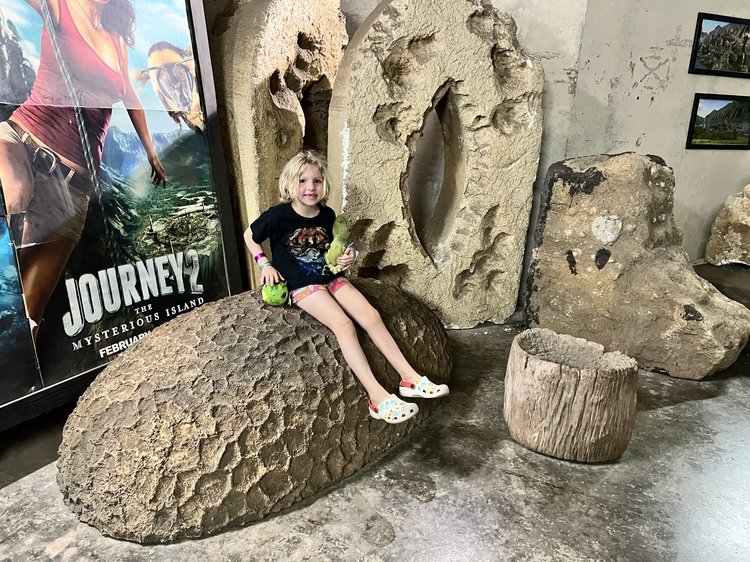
[
  {"left": 570, "top": 0, "right": 750, "bottom": 261},
  {"left": 203, "top": 0, "right": 749, "bottom": 262}
]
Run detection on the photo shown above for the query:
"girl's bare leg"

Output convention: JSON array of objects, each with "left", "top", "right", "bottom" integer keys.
[
  {"left": 18, "top": 239, "right": 76, "bottom": 340},
  {"left": 0, "top": 137, "right": 34, "bottom": 216},
  {"left": 0, "top": 137, "right": 67, "bottom": 341},
  {"left": 332, "top": 282, "right": 421, "bottom": 385},
  {"left": 296, "top": 290, "right": 392, "bottom": 404}
]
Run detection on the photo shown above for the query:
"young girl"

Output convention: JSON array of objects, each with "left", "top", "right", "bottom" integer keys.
[{"left": 244, "top": 150, "right": 448, "bottom": 424}]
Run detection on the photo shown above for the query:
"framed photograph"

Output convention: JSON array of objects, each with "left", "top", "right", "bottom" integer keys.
[
  {"left": 686, "top": 93, "right": 750, "bottom": 149},
  {"left": 688, "top": 12, "right": 750, "bottom": 78},
  {"left": 0, "top": 0, "right": 242, "bottom": 416}
]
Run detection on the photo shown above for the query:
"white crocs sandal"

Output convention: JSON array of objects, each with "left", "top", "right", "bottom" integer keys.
[
  {"left": 399, "top": 376, "right": 449, "bottom": 398},
  {"left": 369, "top": 394, "right": 419, "bottom": 424}
]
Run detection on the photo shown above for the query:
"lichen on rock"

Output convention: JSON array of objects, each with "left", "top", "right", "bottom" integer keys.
[{"left": 527, "top": 153, "right": 750, "bottom": 380}]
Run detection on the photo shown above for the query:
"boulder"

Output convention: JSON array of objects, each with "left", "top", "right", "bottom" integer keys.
[
  {"left": 209, "top": 0, "right": 348, "bottom": 280},
  {"left": 705, "top": 184, "right": 750, "bottom": 266},
  {"left": 56, "top": 279, "right": 451, "bottom": 543},
  {"left": 527, "top": 153, "right": 750, "bottom": 380},
  {"left": 328, "top": 0, "right": 544, "bottom": 328}
]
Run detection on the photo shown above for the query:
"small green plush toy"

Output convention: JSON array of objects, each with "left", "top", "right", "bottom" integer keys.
[
  {"left": 262, "top": 281, "right": 289, "bottom": 306},
  {"left": 325, "top": 214, "right": 351, "bottom": 274}
]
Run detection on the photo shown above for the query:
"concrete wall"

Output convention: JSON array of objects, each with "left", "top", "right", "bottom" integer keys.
[{"left": 569, "top": 0, "right": 750, "bottom": 260}]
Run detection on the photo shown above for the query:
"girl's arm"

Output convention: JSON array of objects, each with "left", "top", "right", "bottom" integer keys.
[
  {"left": 24, "top": 0, "right": 60, "bottom": 24},
  {"left": 336, "top": 244, "right": 356, "bottom": 271},
  {"left": 121, "top": 39, "right": 168, "bottom": 187},
  {"left": 244, "top": 228, "right": 283, "bottom": 285}
]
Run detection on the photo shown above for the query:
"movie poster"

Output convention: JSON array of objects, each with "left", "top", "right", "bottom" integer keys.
[{"left": 0, "top": 0, "right": 236, "bottom": 404}]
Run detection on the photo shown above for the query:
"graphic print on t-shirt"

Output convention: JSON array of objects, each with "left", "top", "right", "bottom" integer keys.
[{"left": 286, "top": 227, "right": 330, "bottom": 280}]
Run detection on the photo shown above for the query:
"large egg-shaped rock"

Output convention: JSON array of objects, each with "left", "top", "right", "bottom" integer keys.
[{"left": 56, "top": 278, "right": 451, "bottom": 543}]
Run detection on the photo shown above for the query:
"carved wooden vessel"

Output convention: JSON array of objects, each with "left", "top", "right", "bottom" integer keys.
[{"left": 504, "top": 328, "right": 637, "bottom": 462}]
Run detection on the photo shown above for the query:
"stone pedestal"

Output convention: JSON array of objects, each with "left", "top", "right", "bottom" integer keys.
[{"left": 504, "top": 328, "right": 637, "bottom": 463}]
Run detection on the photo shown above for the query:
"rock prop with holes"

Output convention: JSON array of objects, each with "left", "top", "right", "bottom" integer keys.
[
  {"left": 504, "top": 328, "right": 638, "bottom": 463},
  {"left": 328, "top": 0, "right": 544, "bottom": 328},
  {"left": 705, "top": 184, "right": 750, "bottom": 266},
  {"left": 209, "top": 0, "right": 347, "bottom": 280},
  {"left": 56, "top": 279, "right": 451, "bottom": 544},
  {"left": 527, "top": 153, "right": 750, "bottom": 380}
]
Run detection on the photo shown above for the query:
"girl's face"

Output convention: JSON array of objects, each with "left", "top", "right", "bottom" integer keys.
[{"left": 293, "top": 164, "right": 325, "bottom": 209}]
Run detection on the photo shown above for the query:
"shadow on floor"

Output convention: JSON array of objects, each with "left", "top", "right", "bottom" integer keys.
[{"left": 0, "top": 402, "right": 74, "bottom": 489}]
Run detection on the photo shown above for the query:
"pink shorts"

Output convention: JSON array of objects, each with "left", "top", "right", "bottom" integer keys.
[{"left": 290, "top": 277, "right": 349, "bottom": 304}]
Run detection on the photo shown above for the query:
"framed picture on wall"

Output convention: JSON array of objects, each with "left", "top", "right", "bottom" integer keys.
[
  {"left": 0, "top": 0, "right": 242, "bottom": 422},
  {"left": 686, "top": 93, "right": 750, "bottom": 149},
  {"left": 688, "top": 12, "right": 750, "bottom": 78}
]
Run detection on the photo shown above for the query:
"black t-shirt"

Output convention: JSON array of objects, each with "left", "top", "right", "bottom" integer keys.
[{"left": 250, "top": 203, "right": 343, "bottom": 291}]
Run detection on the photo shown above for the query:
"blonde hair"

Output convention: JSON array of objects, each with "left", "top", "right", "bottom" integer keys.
[{"left": 278, "top": 150, "right": 330, "bottom": 204}]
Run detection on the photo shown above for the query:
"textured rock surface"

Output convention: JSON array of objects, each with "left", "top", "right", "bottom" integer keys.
[
  {"left": 504, "top": 328, "right": 637, "bottom": 463},
  {"left": 705, "top": 184, "right": 750, "bottom": 266},
  {"left": 56, "top": 279, "right": 451, "bottom": 544},
  {"left": 4, "top": 321, "right": 750, "bottom": 560},
  {"left": 209, "top": 0, "right": 347, "bottom": 280},
  {"left": 328, "top": 0, "right": 544, "bottom": 328},
  {"left": 527, "top": 153, "right": 750, "bottom": 380}
]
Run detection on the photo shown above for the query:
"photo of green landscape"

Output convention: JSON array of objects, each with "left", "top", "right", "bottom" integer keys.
[
  {"left": 691, "top": 13, "right": 750, "bottom": 77},
  {"left": 688, "top": 95, "right": 750, "bottom": 148}
]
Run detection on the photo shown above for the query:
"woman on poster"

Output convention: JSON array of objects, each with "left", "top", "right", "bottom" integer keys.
[{"left": 0, "top": 0, "right": 167, "bottom": 340}]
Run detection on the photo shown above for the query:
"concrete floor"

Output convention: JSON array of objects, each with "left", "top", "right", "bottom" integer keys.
[{"left": 0, "top": 265, "right": 748, "bottom": 561}]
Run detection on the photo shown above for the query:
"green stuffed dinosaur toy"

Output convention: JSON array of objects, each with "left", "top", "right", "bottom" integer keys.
[{"left": 325, "top": 214, "right": 351, "bottom": 274}]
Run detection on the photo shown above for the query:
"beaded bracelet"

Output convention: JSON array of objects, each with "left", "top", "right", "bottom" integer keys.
[{"left": 254, "top": 252, "right": 266, "bottom": 262}]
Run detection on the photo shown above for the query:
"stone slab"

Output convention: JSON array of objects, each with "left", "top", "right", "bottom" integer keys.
[{"left": 328, "top": 0, "right": 544, "bottom": 327}]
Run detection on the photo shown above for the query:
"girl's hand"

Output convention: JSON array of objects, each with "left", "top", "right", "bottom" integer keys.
[
  {"left": 336, "top": 247, "right": 356, "bottom": 271},
  {"left": 260, "top": 265, "right": 284, "bottom": 286},
  {"left": 149, "top": 155, "right": 168, "bottom": 187}
]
